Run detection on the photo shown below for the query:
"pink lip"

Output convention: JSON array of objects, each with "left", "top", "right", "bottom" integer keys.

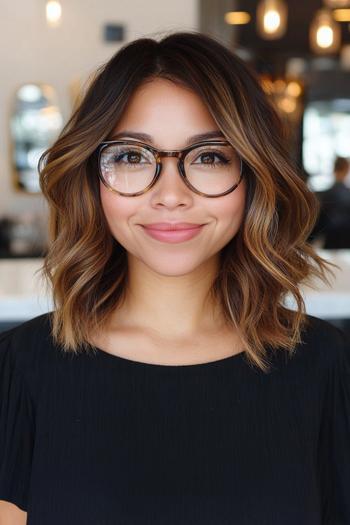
[
  {"left": 142, "top": 222, "right": 204, "bottom": 231},
  {"left": 141, "top": 224, "right": 205, "bottom": 243}
]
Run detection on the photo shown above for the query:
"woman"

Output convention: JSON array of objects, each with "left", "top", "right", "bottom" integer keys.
[{"left": 0, "top": 31, "right": 349, "bottom": 525}]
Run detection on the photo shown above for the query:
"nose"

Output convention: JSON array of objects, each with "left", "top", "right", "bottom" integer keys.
[{"left": 150, "top": 156, "right": 192, "bottom": 205}]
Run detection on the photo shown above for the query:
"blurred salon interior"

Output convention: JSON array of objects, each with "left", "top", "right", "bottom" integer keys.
[{"left": 1, "top": 0, "right": 350, "bottom": 336}]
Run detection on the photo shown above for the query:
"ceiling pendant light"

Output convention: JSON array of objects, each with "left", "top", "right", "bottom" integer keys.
[
  {"left": 256, "top": 0, "right": 288, "bottom": 40},
  {"left": 46, "top": 1, "right": 62, "bottom": 27},
  {"left": 310, "top": 8, "right": 341, "bottom": 54}
]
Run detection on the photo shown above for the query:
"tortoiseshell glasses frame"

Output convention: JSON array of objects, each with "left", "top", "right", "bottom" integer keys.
[{"left": 97, "top": 139, "right": 244, "bottom": 198}]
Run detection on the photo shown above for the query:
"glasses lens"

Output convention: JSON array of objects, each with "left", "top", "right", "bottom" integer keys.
[
  {"left": 99, "top": 142, "right": 242, "bottom": 196},
  {"left": 184, "top": 143, "right": 241, "bottom": 196},
  {"left": 99, "top": 143, "right": 156, "bottom": 194}
]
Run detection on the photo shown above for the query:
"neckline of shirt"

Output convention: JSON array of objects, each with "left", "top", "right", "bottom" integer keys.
[{"left": 89, "top": 344, "right": 246, "bottom": 369}]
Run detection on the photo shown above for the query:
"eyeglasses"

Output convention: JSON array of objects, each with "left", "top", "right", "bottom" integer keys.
[{"left": 97, "top": 139, "right": 244, "bottom": 198}]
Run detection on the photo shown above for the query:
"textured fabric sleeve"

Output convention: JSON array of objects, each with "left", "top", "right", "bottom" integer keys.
[
  {"left": 0, "top": 329, "right": 35, "bottom": 511},
  {"left": 318, "top": 326, "right": 350, "bottom": 524}
]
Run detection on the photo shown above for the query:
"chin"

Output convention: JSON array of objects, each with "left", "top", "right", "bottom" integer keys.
[{"left": 141, "top": 258, "right": 206, "bottom": 277}]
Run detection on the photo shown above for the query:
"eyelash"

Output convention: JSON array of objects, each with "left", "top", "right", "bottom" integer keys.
[{"left": 112, "top": 150, "right": 230, "bottom": 165}]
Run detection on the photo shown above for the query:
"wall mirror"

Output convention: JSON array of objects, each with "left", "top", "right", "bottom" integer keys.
[
  {"left": 10, "top": 83, "right": 64, "bottom": 193},
  {"left": 302, "top": 98, "right": 350, "bottom": 192}
]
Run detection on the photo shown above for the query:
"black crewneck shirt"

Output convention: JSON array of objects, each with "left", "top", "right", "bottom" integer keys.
[{"left": 0, "top": 312, "right": 349, "bottom": 525}]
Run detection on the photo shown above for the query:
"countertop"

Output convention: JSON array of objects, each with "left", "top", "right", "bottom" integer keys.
[{"left": 1, "top": 250, "right": 350, "bottom": 322}]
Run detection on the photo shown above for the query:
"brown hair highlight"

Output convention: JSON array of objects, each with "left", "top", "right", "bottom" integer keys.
[{"left": 38, "top": 31, "right": 339, "bottom": 373}]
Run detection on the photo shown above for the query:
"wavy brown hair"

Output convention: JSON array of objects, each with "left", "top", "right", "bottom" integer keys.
[{"left": 37, "top": 31, "right": 338, "bottom": 373}]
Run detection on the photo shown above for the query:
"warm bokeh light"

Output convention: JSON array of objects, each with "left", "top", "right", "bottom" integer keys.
[
  {"left": 273, "top": 79, "right": 286, "bottom": 92},
  {"left": 264, "top": 10, "right": 281, "bottom": 33},
  {"left": 46, "top": 1, "right": 62, "bottom": 27},
  {"left": 224, "top": 11, "right": 251, "bottom": 25},
  {"left": 277, "top": 96, "right": 297, "bottom": 113},
  {"left": 310, "top": 8, "right": 341, "bottom": 53},
  {"left": 286, "top": 81, "right": 302, "bottom": 97},
  {"left": 333, "top": 8, "right": 350, "bottom": 21},
  {"left": 317, "top": 25, "right": 334, "bottom": 47},
  {"left": 256, "top": 0, "right": 288, "bottom": 39}
]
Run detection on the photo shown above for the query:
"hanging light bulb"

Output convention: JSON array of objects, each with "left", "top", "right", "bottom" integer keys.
[
  {"left": 310, "top": 8, "right": 341, "bottom": 54},
  {"left": 256, "top": 0, "right": 288, "bottom": 40},
  {"left": 46, "top": 1, "right": 62, "bottom": 27}
]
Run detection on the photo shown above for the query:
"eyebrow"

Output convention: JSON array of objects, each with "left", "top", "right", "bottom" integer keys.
[{"left": 108, "top": 130, "right": 226, "bottom": 146}]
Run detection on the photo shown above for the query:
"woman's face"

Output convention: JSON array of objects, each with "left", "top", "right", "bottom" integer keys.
[{"left": 100, "top": 77, "right": 246, "bottom": 277}]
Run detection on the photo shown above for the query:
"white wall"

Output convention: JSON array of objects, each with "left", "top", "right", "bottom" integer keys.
[{"left": 0, "top": 0, "right": 199, "bottom": 220}]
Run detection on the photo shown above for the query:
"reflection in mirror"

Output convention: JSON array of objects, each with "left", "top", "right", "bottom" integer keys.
[
  {"left": 10, "top": 83, "right": 63, "bottom": 193},
  {"left": 302, "top": 98, "right": 350, "bottom": 191}
]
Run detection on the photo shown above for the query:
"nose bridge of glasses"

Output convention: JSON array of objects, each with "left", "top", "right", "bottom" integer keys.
[
  {"left": 157, "top": 150, "right": 183, "bottom": 161},
  {"left": 155, "top": 151, "right": 184, "bottom": 175}
]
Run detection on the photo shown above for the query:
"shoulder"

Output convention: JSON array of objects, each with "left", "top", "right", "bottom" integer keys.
[
  {"left": 0, "top": 319, "right": 46, "bottom": 512},
  {"left": 295, "top": 313, "right": 349, "bottom": 373},
  {"left": 0, "top": 311, "right": 53, "bottom": 349},
  {"left": 0, "top": 311, "right": 55, "bottom": 374},
  {"left": 301, "top": 314, "right": 348, "bottom": 350}
]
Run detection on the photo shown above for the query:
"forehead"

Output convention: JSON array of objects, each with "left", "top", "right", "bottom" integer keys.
[
  {"left": 109, "top": 129, "right": 226, "bottom": 147},
  {"left": 111, "top": 78, "right": 220, "bottom": 139}
]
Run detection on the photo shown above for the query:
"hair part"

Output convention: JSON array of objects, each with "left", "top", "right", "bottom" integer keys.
[{"left": 38, "top": 31, "right": 339, "bottom": 373}]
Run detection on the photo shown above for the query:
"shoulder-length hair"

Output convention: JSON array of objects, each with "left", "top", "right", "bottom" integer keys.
[{"left": 38, "top": 31, "right": 338, "bottom": 373}]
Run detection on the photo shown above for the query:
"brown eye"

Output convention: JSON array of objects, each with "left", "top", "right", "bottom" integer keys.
[
  {"left": 193, "top": 151, "right": 229, "bottom": 166},
  {"left": 114, "top": 151, "right": 144, "bottom": 164}
]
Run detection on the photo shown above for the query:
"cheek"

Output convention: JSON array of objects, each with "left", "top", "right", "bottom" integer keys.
[
  {"left": 99, "top": 183, "right": 134, "bottom": 240},
  {"left": 214, "top": 178, "right": 246, "bottom": 232}
]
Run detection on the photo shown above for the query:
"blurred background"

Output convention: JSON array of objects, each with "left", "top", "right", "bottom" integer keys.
[{"left": 1, "top": 0, "right": 350, "bottom": 336}]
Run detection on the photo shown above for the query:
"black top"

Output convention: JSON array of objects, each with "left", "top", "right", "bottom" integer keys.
[{"left": 0, "top": 312, "right": 349, "bottom": 525}]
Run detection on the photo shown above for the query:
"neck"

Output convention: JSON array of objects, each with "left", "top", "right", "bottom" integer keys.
[{"left": 108, "top": 253, "right": 225, "bottom": 340}]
